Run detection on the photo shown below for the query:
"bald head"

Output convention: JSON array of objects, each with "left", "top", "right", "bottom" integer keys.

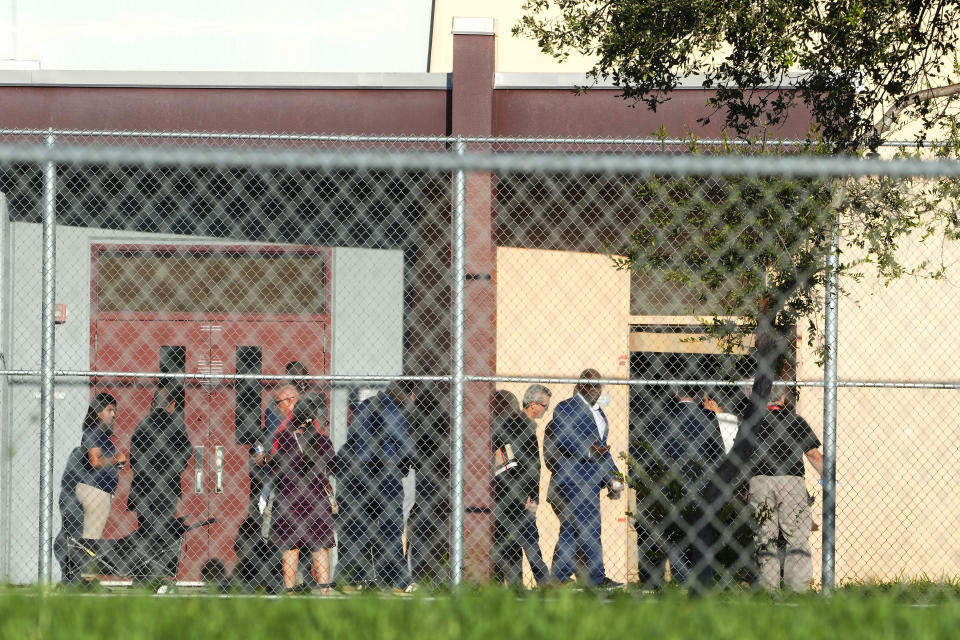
[
  {"left": 575, "top": 368, "right": 602, "bottom": 406},
  {"left": 275, "top": 384, "right": 299, "bottom": 417}
]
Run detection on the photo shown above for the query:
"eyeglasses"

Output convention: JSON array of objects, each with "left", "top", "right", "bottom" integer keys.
[
  {"left": 532, "top": 400, "right": 550, "bottom": 410},
  {"left": 276, "top": 395, "right": 297, "bottom": 404}
]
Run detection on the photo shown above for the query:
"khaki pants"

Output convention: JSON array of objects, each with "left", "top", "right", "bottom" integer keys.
[
  {"left": 76, "top": 483, "right": 112, "bottom": 539},
  {"left": 749, "top": 475, "right": 812, "bottom": 592}
]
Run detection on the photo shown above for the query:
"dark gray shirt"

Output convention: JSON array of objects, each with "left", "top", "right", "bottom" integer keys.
[{"left": 751, "top": 408, "right": 821, "bottom": 478}]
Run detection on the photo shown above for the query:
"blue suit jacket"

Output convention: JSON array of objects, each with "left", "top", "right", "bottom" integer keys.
[
  {"left": 343, "top": 392, "right": 414, "bottom": 476},
  {"left": 552, "top": 394, "right": 617, "bottom": 493},
  {"left": 647, "top": 400, "right": 724, "bottom": 487}
]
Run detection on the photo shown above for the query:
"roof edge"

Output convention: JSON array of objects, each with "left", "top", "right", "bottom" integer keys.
[{"left": 0, "top": 70, "right": 452, "bottom": 89}]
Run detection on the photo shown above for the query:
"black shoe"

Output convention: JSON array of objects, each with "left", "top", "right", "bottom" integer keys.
[{"left": 595, "top": 578, "right": 625, "bottom": 589}]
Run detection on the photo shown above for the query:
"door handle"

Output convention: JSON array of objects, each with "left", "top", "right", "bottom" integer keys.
[
  {"left": 194, "top": 446, "right": 205, "bottom": 494},
  {"left": 215, "top": 446, "right": 225, "bottom": 494}
]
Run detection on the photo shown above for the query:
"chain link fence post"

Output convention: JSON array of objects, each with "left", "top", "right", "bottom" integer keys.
[
  {"left": 821, "top": 210, "right": 840, "bottom": 595},
  {"left": 450, "top": 136, "right": 467, "bottom": 587},
  {"left": 38, "top": 129, "right": 57, "bottom": 584}
]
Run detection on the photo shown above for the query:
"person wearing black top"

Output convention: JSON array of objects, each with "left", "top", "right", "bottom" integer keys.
[
  {"left": 54, "top": 446, "right": 90, "bottom": 582},
  {"left": 748, "top": 387, "right": 823, "bottom": 591},
  {"left": 405, "top": 385, "right": 451, "bottom": 585},
  {"left": 491, "top": 385, "right": 552, "bottom": 586},
  {"left": 128, "top": 384, "right": 192, "bottom": 579},
  {"left": 687, "top": 369, "right": 773, "bottom": 593},
  {"left": 632, "top": 384, "right": 724, "bottom": 587}
]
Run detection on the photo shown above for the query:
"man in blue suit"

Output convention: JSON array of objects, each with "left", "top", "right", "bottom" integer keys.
[{"left": 550, "top": 369, "right": 622, "bottom": 586}]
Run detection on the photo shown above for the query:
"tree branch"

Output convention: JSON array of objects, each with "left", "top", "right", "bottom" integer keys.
[{"left": 876, "top": 83, "right": 960, "bottom": 138}]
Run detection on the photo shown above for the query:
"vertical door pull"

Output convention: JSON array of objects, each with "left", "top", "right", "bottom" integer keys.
[
  {"left": 215, "top": 446, "right": 225, "bottom": 494},
  {"left": 194, "top": 446, "right": 205, "bottom": 494}
]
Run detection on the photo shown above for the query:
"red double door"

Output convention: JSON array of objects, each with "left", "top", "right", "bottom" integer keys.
[{"left": 91, "top": 317, "right": 328, "bottom": 581}]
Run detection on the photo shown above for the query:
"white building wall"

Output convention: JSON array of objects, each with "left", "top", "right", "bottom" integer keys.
[{"left": 330, "top": 247, "right": 405, "bottom": 451}]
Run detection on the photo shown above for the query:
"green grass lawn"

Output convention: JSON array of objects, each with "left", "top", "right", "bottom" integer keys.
[{"left": 1, "top": 586, "right": 958, "bottom": 640}]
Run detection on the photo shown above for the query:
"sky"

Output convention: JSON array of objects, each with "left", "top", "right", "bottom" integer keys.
[{"left": 4, "top": 0, "right": 433, "bottom": 72}]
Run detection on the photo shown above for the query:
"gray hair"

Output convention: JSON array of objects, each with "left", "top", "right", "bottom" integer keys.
[{"left": 522, "top": 384, "right": 552, "bottom": 409}]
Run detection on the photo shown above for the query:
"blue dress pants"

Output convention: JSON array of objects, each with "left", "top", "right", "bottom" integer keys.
[{"left": 551, "top": 462, "right": 606, "bottom": 586}]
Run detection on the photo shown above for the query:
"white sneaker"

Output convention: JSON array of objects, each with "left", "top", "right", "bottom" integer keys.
[{"left": 392, "top": 582, "right": 418, "bottom": 595}]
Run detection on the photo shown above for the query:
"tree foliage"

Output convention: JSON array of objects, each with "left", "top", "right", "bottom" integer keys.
[
  {"left": 514, "top": 0, "right": 960, "bottom": 151},
  {"left": 516, "top": 1, "right": 960, "bottom": 366},
  {"left": 622, "top": 443, "right": 765, "bottom": 587},
  {"left": 609, "top": 143, "right": 836, "bottom": 357}
]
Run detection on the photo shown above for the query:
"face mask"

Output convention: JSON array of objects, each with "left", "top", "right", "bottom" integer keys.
[{"left": 595, "top": 393, "right": 612, "bottom": 408}]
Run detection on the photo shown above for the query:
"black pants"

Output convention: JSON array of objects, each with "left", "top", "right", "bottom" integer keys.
[
  {"left": 335, "top": 472, "right": 410, "bottom": 588},
  {"left": 406, "top": 488, "right": 448, "bottom": 584},
  {"left": 133, "top": 499, "right": 181, "bottom": 580},
  {"left": 492, "top": 501, "right": 549, "bottom": 585}
]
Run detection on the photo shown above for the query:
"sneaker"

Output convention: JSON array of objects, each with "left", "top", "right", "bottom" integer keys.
[
  {"left": 595, "top": 578, "right": 625, "bottom": 589},
  {"left": 391, "top": 582, "right": 418, "bottom": 595},
  {"left": 337, "top": 583, "right": 367, "bottom": 594}
]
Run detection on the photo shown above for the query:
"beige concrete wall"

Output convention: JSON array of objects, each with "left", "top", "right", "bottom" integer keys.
[
  {"left": 496, "top": 246, "right": 633, "bottom": 583},
  {"left": 499, "top": 231, "right": 960, "bottom": 586},
  {"left": 431, "top": 2, "right": 597, "bottom": 73},
  {"left": 797, "top": 231, "right": 960, "bottom": 584},
  {"left": 496, "top": 246, "right": 822, "bottom": 586},
  {"left": 464, "top": 0, "right": 960, "bottom": 585}
]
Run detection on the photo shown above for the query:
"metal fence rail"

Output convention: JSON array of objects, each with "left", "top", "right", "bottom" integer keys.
[{"left": 0, "top": 130, "right": 956, "bottom": 596}]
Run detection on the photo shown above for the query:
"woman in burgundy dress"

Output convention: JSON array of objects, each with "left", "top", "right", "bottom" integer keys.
[{"left": 269, "top": 393, "right": 336, "bottom": 593}]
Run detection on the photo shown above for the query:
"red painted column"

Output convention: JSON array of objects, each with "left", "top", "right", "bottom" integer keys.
[{"left": 451, "top": 18, "right": 496, "bottom": 583}]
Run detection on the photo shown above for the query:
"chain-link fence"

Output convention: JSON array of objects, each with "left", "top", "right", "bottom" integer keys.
[{"left": 0, "top": 130, "right": 957, "bottom": 595}]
